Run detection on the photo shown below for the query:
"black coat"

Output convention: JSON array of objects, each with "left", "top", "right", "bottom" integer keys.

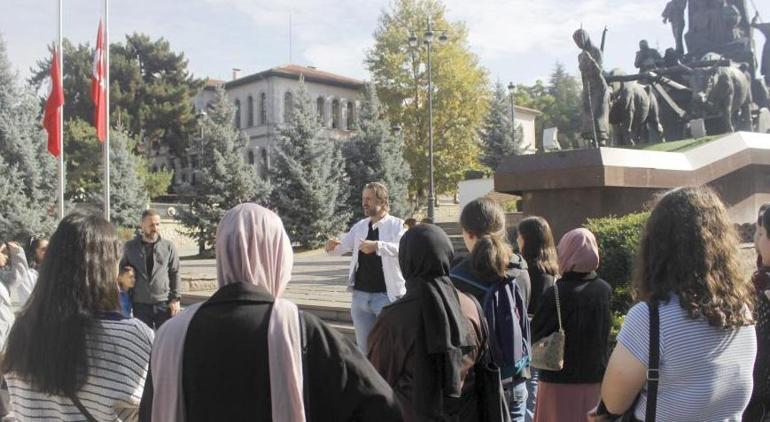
[
  {"left": 530, "top": 272, "right": 612, "bottom": 384},
  {"left": 139, "top": 282, "right": 401, "bottom": 422},
  {"left": 526, "top": 266, "right": 556, "bottom": 317}
]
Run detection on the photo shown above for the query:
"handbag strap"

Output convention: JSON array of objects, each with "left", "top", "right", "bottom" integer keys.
[
  {"left": 553, "top": 283, "right": 563, "bottom": 331},
  {"left": 299, "top": 310, "right": 311, "bottom": 422},
  {"left": 67, "top": 392, "right": 98, "bottom": 422},
  {"left": 645, "top": 301, "right": 660, "bottom": 422}
]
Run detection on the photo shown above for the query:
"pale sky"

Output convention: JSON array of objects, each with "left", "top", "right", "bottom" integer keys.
[{"left": 1, "top": 0, "right": 767, "bottom": 86}]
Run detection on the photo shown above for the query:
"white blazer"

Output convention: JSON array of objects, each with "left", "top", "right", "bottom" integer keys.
[{"left": 329, "top": 214, "right": 407, "bottom": 301}]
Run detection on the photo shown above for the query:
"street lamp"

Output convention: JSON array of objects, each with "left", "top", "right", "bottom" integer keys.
[
  {"left": 507, "top": 82, "right": 517, "bottom": 154},
  {"left": 408, "top": 18, "right": 448, "bottom": 222}
]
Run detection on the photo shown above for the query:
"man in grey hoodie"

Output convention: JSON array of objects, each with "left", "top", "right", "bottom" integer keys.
[{"left": 120, "top": 209, "right": 180, "bottom": 329}]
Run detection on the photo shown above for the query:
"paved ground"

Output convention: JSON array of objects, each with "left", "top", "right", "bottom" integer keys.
[{"left": 180, "top": 253, "right": 354, "bottom": 311}]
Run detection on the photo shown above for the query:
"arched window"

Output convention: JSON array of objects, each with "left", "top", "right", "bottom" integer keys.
[
  {"left": 332, "top": 99, "right": 340, "bottom": 129},
  {"left": 346, "top": 101, "right": 355, "bottom": 130},
  {"left": 284, "top": 91, "right": 294, "bottom": 122},
  {"left": 247, "top": 95, "right": 254, "bottom": 127},
  {"left": 259, "top": 93, "right": 267, "bottom": 125},
  {"left": 234, "top": 99, "right": 242, "bottom": 128},
  {"left": 317, "top": 97, "right": 325, "bottom": 123},
  {"left": 260, "top": 148, "right": 269, "bottom": 179},
  {"left": 248, "top": 150, "right": 255, "bottom": 165}
]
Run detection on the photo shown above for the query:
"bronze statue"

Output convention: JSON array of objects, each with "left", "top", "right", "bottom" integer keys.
[
  {"left": 662, "top": 0, "right": 687, "bottom": 56},
  {"left": 688, "top": 61, "right": 753, "bottom": 133},
  {"left": 608, "top": 69, "right": 665, "bottom": 146},
  {"left": 573, "top": 29, "right": 610, "bottom": 147},
  {"left": 754, "top": 13, "right": 770, "bottom": 85},
  {"left": 635, "top": 40, "right": 664, "bottom": 72}
]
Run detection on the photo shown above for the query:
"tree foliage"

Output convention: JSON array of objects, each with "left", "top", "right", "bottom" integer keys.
[
  {"left": 107, "top": 129, "right": 149, "bottom": 227},
  {"left": 344, "top": 82, "right": 413, "bottom": 223},
  {"left": 366, "top": 0, "right": 490, "bottom": 196},
  {"left": 480, "top": 81, "right": 524, "bottom": 170},
  {"left": 0, "top": 33, "right": 57, "bottom": 241},
  {"left": 513, "top": 62, "right": 582, "bottom": 149},
  {"left": 271, "top": 79, "right": 350, "bottom": 249},
  {"left": 179, "top": 86, "right": 271, "bottom": 253}
]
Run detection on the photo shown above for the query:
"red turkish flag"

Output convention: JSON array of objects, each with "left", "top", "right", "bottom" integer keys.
[
  {"left": 91, "top": 19, "right": 107, "bottom": 142},
  {"left": 44, "top": 48, "right": 64, "bottom": 157}
]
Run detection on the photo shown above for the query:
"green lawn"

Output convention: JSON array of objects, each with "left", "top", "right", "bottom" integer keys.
[{"left": 621, "top": 135, "right": 720, "bottom": 152}]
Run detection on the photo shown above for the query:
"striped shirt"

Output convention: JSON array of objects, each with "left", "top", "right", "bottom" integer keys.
[
  {"left": 618, "top": 295, "right": 756, "bottom": 421},
  {"left": 6, "top": 317, "right": 154, "bottom": 421}
]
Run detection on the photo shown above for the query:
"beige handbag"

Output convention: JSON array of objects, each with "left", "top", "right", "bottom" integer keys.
[{"left": 530, "top": 283, "right": 565, "bottom": 371}]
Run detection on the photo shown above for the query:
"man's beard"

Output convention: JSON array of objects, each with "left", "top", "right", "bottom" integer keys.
[
  {"left": 143, "top": 232, "right": 159, "bottom": 241},
  {"left": 364, "top": 206, "right": 380, "bottom": 217}
]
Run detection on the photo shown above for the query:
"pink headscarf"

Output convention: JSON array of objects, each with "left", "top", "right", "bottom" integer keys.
[
  {"left": 557, "top": 228, "right": 600, "bottom": 274},
  {"left": 216, "top": 203, "right": 305, "bottom": 422},
  {"left": 148, "top": 204, "right": 304, "bottom": 422}
]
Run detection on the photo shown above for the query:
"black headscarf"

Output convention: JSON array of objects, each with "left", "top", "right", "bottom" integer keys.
[{"left": 399, "top": 224, "right": 475, "bottom": 413}]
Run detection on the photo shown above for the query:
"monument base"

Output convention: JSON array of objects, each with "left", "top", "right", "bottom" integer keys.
[{"left": 494, "top": 132, "right": 770, "bottom": 238}]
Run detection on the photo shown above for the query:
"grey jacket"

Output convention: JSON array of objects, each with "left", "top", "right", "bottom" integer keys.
[{"left": 120, "top": 235, "right": 180, "bottom": 304}]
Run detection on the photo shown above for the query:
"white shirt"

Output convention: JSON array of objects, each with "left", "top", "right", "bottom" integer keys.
[{"left": 329, "top": 214, "right": 407, "bottom": 301}]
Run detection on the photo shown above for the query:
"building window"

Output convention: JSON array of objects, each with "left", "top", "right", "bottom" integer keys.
[
  {"left": 248, "top": 150, "right": 255, "bottom": 165},
  {"left": 191, "top": 173, "right": 197, "bottom": 185},
  {"left": 332, "top": 99, "right": 340, "bottom": 129},
  {"left": 181, "top": 157, "right": 189, "bottom": 168},
  {"left": 346, "top": 101, "right": 354, "bottom": 130},
  {"left": 284, "top": 91, "right": 294, "bottom": 122},
  {"left": 317, "top": 97, "right": 325, "bottom": 123},
  {"left": 191, "top": 154, "right": 199, "bottom": 169},
  {"left": 259, "top": 93, "right": 267, "bottom": 125},
  {"left": 182, "top": 173, "right": 188, "bottom": 183},
  {"left": 260, "top": 148, "right": 269, "bottom": 179},
  {"left": 247, "top": 95, "right": 254, "bottom": 127},
  {"left": 234, "top": 99, "right": 242, "bottom": 128}
]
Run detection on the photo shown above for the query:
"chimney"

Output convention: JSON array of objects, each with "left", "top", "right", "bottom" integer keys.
[{"left": 232, "top": 68, "right": 242, "bottom": 80}]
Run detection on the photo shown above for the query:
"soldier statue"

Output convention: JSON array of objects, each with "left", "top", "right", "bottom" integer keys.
[
  {"left": 635, "top": 40, "right": 664, "bottom": 72},
  {"left": 662, "top": 0, "right": 688, "bottom": 56},
  {"left": 573, "top": 29, "right": 610, "bottom": 147}
]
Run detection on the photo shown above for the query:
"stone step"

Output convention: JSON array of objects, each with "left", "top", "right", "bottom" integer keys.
[{"left": 436, "top": 221, "right": 462, "bottom": 236}]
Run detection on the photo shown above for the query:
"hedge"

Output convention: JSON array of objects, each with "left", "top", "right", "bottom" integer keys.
[{"left": 584, "top": 212, "right": 650, "bottom": 316}]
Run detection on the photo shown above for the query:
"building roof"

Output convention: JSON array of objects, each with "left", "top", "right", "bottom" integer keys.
[
  {"left": 514, "top": 105, "right": 543, "bottom": 116},
  {"left": 224, "top": 65, "right": 365, "bottom": 90}
]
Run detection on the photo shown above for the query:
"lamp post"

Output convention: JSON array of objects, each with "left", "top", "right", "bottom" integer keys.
[
  {"left": 507, "top": 82, "right": 517, "bottom": 154},
  {"left": 409, "top": 19, "right": 447, "bottom": 222}
]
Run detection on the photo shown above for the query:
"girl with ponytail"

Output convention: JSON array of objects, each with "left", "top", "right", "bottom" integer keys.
[{"left": 450, "top": 197, "right": 532, "bottom": 421}]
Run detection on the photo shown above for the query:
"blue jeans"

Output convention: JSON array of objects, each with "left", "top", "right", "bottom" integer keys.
[
  {"left": 504, "top": 382, "right": 528, "bottom": 422},
  {"left": 526, "top": 369, "right": 538, "bottom": 422},
  {"left": 351, "top": 290, "right": 391, "bottom": 354}
]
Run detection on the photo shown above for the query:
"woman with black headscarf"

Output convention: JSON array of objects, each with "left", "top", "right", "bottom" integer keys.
[{"left": 368, "top": 224, "right": 490, "bottom": 421}]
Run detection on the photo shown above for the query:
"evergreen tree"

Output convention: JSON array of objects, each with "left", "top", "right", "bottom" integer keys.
[
  {"left": 480, "top": 81, "right": 524, "bottom": 170},
  {"left": 272, "top": 79, "right": 350, "bottom": 249},
  {"left": 108, "top": 129, "right": 149, "bottom": 227},
  {"left": 0, "top": 33, "right": 57, "bottom": 241},
  {"left": 344, "top": 83, "right": 412, "bottom": 222},
  {"left": 179, "top": 86, "right": 271, "bottom": 253}
]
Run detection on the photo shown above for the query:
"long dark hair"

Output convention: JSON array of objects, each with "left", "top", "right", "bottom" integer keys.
[
  {"left": 460, "top": 197, "right": 512, "bottom": 280},
  {"left": 634, "top": 187, "right": 753, "bottom": 328},
  {"left": 517, "top": 216, "right": 559, "bottom": 277},
  {"left": 26, "top": 238, "right": 45, "bottom": 269},
  {"left": 2, "top": 212, "right": 122, "bottom": 395}
]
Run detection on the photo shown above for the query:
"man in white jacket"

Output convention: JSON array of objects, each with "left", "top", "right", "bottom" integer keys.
[{"left": 326, "top": 182, "right": 406, "bottom": 353}]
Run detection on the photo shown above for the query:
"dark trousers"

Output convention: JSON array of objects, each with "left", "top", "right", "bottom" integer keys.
[{"left": 134, "top": 302, "right": 171, "bottom": 330}]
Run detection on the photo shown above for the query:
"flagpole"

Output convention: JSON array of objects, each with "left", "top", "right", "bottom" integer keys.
[
  {"left": 103, "top": 0, "right": 110, "bottom": 221},
  {"left": 57, "top": 0, "right": 64, "bottom": 220}
]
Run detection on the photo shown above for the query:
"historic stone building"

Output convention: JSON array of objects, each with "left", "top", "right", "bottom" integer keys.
[{"left": 153, "top": 64, "right": 364, "bottom": 189}]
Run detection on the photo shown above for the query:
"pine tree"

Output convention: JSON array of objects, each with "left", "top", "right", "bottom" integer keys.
[
  {"left": 344, "top": 83, "right": 412, "bottom": 222},
  {"left": 0, "top": 33, "right": 57, "bottom": 241},
  {"left": 480, "top": 81, "right": 523, "bottom": 170},
  {"left": 179, "top": 86, "right": 271, "bottom": 253},
  {"left": 272, "top": 78, "right": 350, "bottom": 249},
  {"left": 108, "top": 129, "right": 149, "bottom": 227}
]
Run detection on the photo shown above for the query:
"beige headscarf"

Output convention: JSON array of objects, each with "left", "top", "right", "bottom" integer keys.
[{"left": 149, "top": 204, "right": 304, "bottom": 422}]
